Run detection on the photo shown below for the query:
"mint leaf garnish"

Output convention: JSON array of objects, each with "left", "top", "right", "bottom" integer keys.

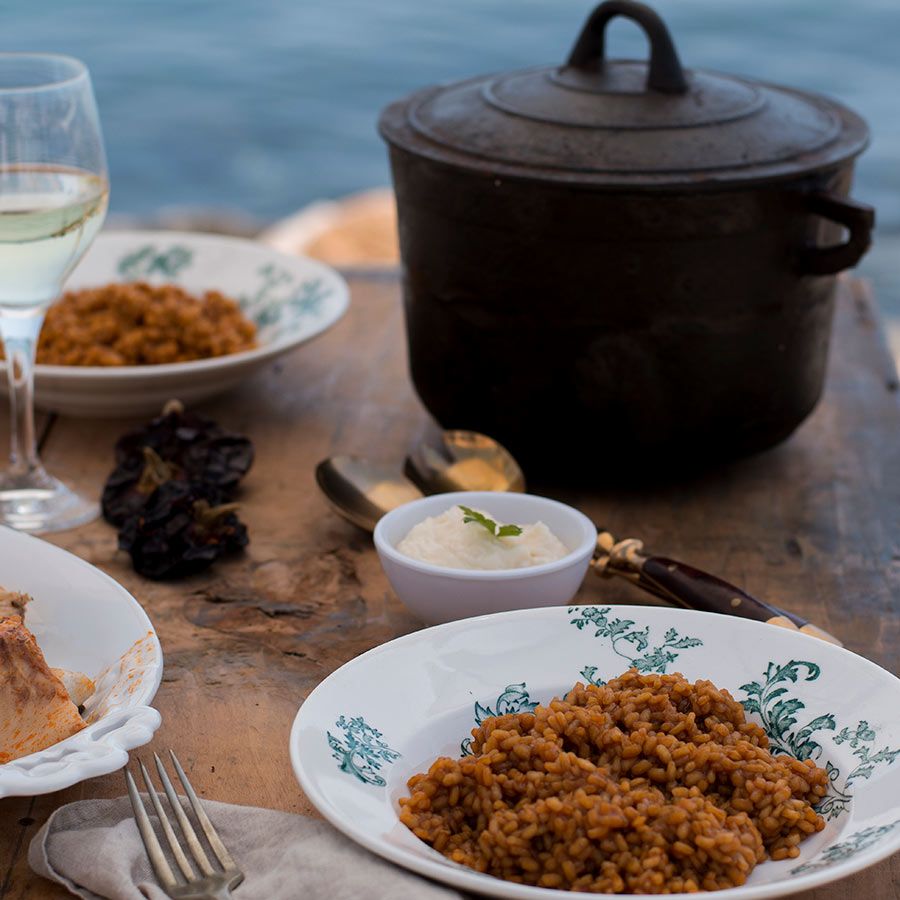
[{"left": 459, "top": 505, "right": 523, "bottom": 538}]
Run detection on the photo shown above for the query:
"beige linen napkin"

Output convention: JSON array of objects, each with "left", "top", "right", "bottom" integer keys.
[{"left": 29, "top": 796, "right": 465, "bottom": 900}]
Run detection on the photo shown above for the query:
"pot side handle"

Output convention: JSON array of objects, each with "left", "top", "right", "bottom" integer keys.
[
  {"left": 566, "top": 0, "right": 688, "bottom": 95},
  {"left": 799, "top": 191, "right": 875, "bottom": 276}
]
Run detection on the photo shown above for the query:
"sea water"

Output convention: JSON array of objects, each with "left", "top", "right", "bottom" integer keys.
[{"left": 3, "top": 0, "right": 898, "bottom": 321}]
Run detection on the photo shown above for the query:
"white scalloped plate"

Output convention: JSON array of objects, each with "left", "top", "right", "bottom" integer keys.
[
  {"left": 291, "top": 606, "right": 900, "bottom": 899},
  {"left": 0, "top": 527, "right": 162, "bottom": 797}
]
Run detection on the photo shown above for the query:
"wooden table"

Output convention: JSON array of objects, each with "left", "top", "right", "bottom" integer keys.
[{"left": 1, "top": 273, "right": 898, "bottom": 899}]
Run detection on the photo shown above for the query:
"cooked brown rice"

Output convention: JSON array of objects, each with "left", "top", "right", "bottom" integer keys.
[
  {"left": 399, "top": 670, "right": 828, "bottom": 893},
  {"left": 30, "top": 281, "right": 256, "bottom": 366}
]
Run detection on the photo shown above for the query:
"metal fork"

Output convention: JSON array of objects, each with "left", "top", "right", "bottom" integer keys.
[{"left": 125, "top": 750, "right": 244, "bottom": 900}]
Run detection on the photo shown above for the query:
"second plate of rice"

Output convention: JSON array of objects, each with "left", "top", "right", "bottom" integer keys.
[
  {"left": 0, "top": 230, "right": 349, "bottom": 417},
  {"left": 290, "top": 605, "right": 900, "bottom": 898}
]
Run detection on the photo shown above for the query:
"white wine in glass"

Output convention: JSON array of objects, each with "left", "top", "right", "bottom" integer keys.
[
  {"left": 0, "top": 55, "right": 108, "bottom": 532},
  {"left": 0, "top": 166, "right": 107, "bottom": 307}
]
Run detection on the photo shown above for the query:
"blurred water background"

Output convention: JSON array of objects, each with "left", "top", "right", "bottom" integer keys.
[{"left": 5, "top": 0, "right": 899, "bottom": 335}]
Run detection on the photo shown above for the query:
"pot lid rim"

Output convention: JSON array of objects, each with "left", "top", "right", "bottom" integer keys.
[{"left": 378, "top": 76, "right": 870, "bottom": 189}]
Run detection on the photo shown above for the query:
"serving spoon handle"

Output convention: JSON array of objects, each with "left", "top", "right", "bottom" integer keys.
[{"left": 591, "top": 530, "right": 842, "bottom": 646}]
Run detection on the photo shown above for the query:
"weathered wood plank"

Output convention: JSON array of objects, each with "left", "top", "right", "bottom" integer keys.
[
  {"left": 1, "top": 275, "right": 898, "bottom": 899},
  {"left": 549, "top": 279, "right": 900, "bottom": 674}
]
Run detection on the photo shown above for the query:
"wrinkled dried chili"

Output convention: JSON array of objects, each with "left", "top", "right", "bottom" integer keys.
[{"left": 102, "top": 400, "right": 252, "bottom": 579}]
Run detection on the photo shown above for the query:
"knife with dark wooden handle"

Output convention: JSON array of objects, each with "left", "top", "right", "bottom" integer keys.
[{"left": 591, "top": 530, "right": 842, "bottom": 645}]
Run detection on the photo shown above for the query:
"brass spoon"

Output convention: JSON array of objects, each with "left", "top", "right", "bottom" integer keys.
[
  {"left": 316, "top": 430, "right": 525, "bottom": 533},
  {"left": 314, "top": 456, "right": 423, "bottom": 533},
  {"left": 403, "top": 429, "right": 526, "bottom": 494}
]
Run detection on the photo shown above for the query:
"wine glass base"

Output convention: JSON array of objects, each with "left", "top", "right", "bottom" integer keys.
[{"left": 0, "top": 472, "right": 99, "bottom": 534}]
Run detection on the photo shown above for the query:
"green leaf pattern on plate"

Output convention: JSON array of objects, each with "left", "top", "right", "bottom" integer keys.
[
  {"left": 460, "top": 683, "right": 539, "bottom": 756},
  {"left": 114, "top": 252, "right": 333, "bottom": 336},
  {"left": 327, "top": 715, "right": 400, "bottom": 787},
  {"left": 579, "top": 664, "right": 605, "bottom": 686},
  {"left": 569, "top": 607, "right": 703, "bottom": 678},
  {"left": 240, "top": 263, "right": 332, "bottom": 332},
  {"left": 117, "top": 244, "right": 194, "bottom": 280},
  {"left": 819, "top": 725, "right": 900, "bottom": 819},
  {"left": 739, "top": 660, "right": 900, "bottom": 821},
  {"left": 791, "top": 819, "right": 900, "bottom": 875},
  {"left": 739, "top": 660, "right": 834, "bottom": 760}
]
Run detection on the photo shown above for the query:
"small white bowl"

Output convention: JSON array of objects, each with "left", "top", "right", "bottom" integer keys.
[{"left": 373, "top": 491, "right": 597, "bottom": 624}]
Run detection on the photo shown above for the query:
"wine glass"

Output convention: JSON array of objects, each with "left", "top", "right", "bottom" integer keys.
[{"left": 0, "top": 54, "right": 108, "bottom": 533}]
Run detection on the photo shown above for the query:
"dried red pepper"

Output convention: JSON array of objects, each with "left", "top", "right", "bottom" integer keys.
[
  {"left": 118, "top": 481, "right": 248, "bottom": 579},
  {"left": 102, "top": 401, "right": 252, "bottom": 579}
]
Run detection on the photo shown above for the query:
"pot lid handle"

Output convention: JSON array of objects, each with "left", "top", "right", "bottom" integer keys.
[{"left": 565, "top": 0, "right": 688, "bottom": 95}]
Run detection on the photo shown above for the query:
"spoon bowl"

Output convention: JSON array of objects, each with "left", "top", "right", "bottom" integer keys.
[
  {"left": 314, "top": 456, "right": 422, "bottom": 532},
  {"left": 316, "top": 431, "right": 524, "bottom": 533},
  {"left": 404, "top": 430, "right": 526, "bottom": 494}
]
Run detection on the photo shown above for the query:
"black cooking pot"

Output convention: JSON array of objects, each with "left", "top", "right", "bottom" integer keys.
[{"left": 379, "top": 0, "right": 874, "bottom": 478}]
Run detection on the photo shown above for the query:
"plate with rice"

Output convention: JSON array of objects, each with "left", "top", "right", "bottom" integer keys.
[
  {"left": 0, "top": 230, "right": 349, "bottom": 417},
  {"left": 290, "top": 605, "right": 900, "bottom": 898}
]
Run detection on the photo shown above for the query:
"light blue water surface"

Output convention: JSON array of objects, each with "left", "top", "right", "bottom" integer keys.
[{"left": 4, "top": 0, "right": 899, "bottom": 312}]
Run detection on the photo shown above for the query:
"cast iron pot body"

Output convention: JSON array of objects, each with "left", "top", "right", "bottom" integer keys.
[{"left": 379, "top": 1, "right": 873, "bottom": 477}]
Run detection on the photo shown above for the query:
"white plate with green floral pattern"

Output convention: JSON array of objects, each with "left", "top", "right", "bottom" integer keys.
[
  {"left": 290, "top": 605, "right": 900, "bottom": 899},
  {"left": 11, "top": 230, "right": 349, "bottom": 417}
]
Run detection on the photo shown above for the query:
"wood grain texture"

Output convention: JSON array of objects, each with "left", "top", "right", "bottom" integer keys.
[{"left": 1, "top": 274, "right": 898, "bottom": 899}]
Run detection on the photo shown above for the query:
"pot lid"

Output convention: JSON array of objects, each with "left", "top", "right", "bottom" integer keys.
[{"left": 379, "top": 0, "right": 868, "bottom": 188}]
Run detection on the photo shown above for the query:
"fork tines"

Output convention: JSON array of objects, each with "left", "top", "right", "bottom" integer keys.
[{"left": 125, "top": 750, "right": 243, "bottom": 898}]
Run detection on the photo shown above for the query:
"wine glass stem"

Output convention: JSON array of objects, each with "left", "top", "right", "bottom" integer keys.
[{"left": 0, "top": 308, "right": 44, "bottom": 478}]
